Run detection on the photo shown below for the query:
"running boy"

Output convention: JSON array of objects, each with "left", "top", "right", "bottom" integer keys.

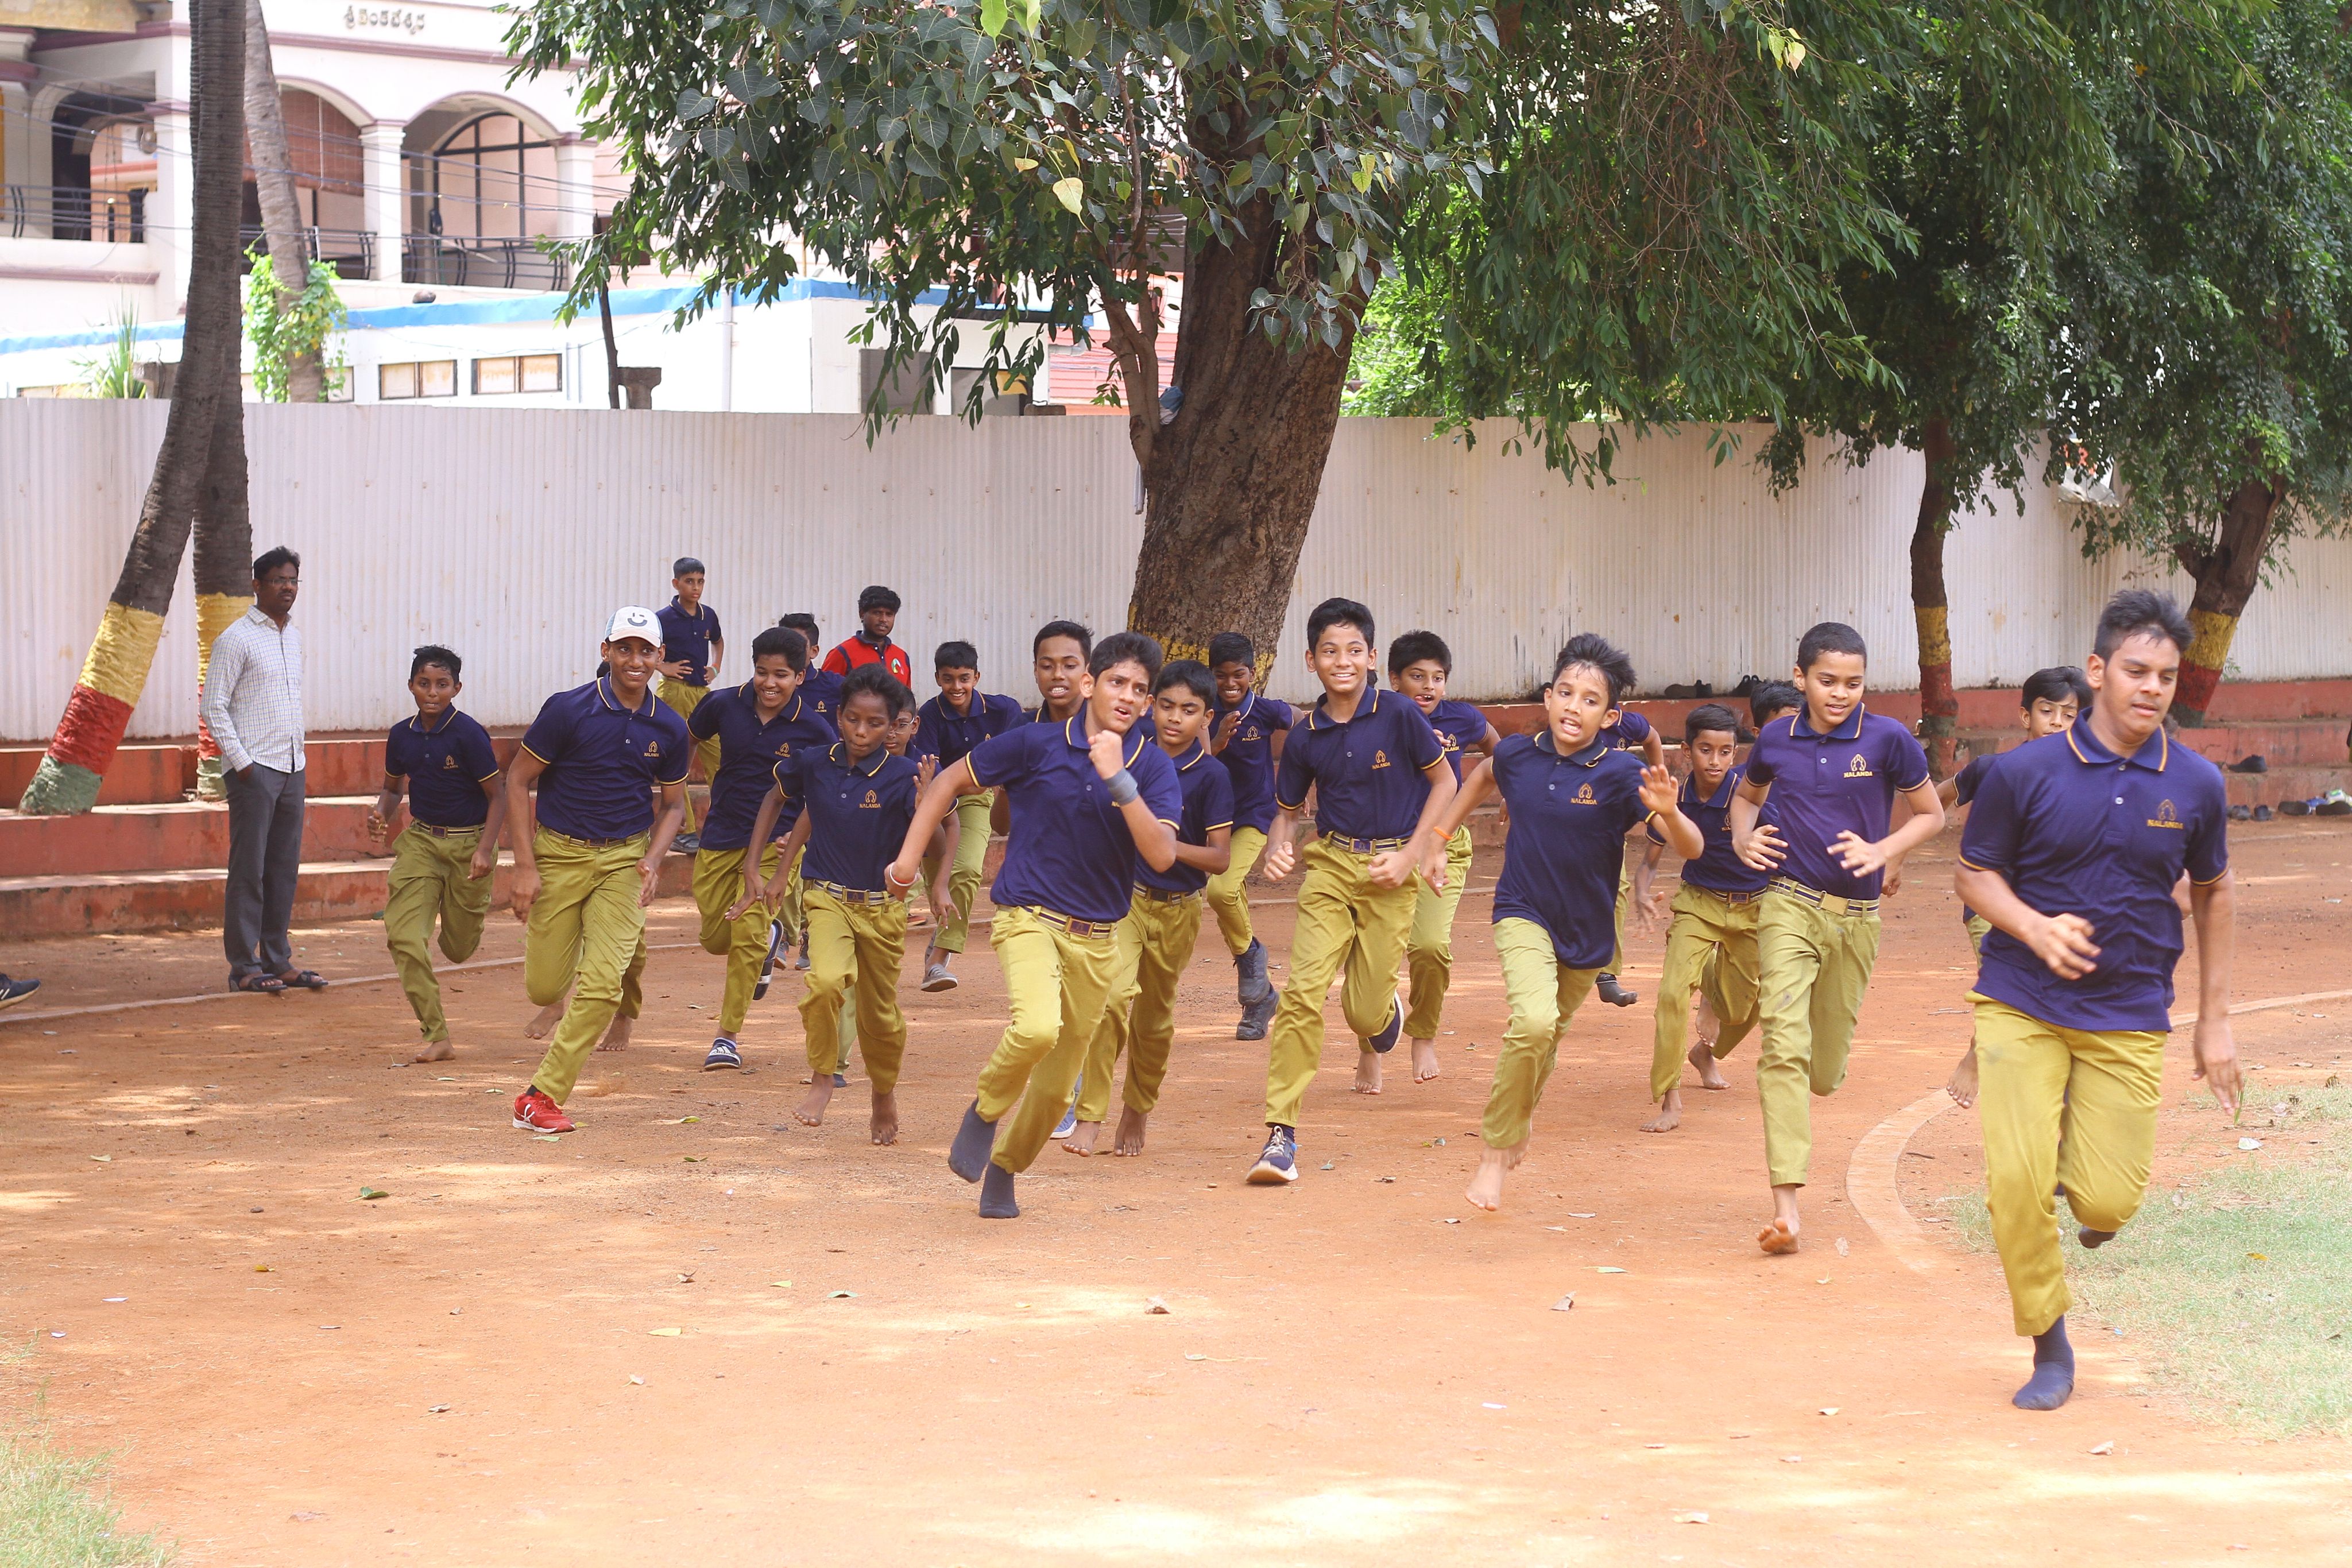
[
  {"left": 506, "top": 606, "right": 691, "bottom": 1134},
  {"left": 684, "top": 625, "right": 837, "bottom": 1071},
  {"left": 370, "top": 644, "right": 504, "bottom": 1064},
  {"left": 1205, "top": 631, "right": 1292, "bottom": 1042},
  {"left": 1957, "top": 590, "right": 2235, "bottom": 1411},
  {"left": 1066, "top": 659, "right": 1235, "bottom": 1157},
  {"left": 822, "top": 586, "right": 914, "bottom": 686},
  {"left": 1631, "top": 702, "right": 1766, "bottom": 1132},
  {"left": 1730, "top": 622, "right": 1944, "bottom": 1253},
  {"left": 655, "top": 557, "right": 723, "bottom": 850},
  {"left": 913, "top": 640, "right": 1025, "bottom": 991},
  {"left": 736, "top": 664, "right": 945, "bottom": 1143},
  {"left": 1031, "top": 620, "right": 1092, "bottom": 723},
  {"left": 1388, "top": 630, "right": 1500, "bottom": 1083},
  {"left": 1247, "top": 599, "right": 1456, "bottom": 1183},
  {"left": 1434, "top": 634, "right": 1699, "bottom": 1211},
  {"left": 892, "top": 632, "right": 1180, "bottom": 1219}
]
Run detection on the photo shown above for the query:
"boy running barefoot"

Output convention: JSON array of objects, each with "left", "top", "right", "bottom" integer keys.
[
  {"left": 1247, "top": 599, "right": 1455, "bottom": 1183},
  {"left": 1388, "top": 630, "right": 1500, "bottom": 1083},
  {"left": 653, "top": 558, "right": 724, "bottom": 851},
  {"left": 1205, "top": 632, "right": 1293, "bottom": 1042},
  {"left": 1957, "top": 591, "right": 2235, "bottom": 1411},
  {"left": 1730, "top": 623, "right": 1943, "bottom": 1253},
  {"left": 913, "top": 641, "right": 1024, "bottom": 991},
  {"left": 1435, "top": 635, "right": 1700, "bottom": 1211},
  {"left": 371, "top": 645, "right": 505, "bottom": 1063},
  {"left": 1066, "top": 660, "right": 1235, "bottom": 1157},
  {"left": 736, "top": 665, "right": 944, "bottom": 1143},
  {"left": 506, "top": 607, "right": 690, "bottom": 1134},
  {"left": 684, "top": 626, "right": 836, "bottom": 1071},
  {"left": 1935, "top": 666, "right": 2089, "bottom": 1108},
  {"left": 1632, "top": 703, "right": 1765, "bottom": 1132},
  {"left": 892, "top": 632, "right": 1180, "bottom": 1219}
]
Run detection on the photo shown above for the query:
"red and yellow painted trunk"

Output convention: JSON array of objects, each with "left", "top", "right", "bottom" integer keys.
[
  {"left": 192, "top": 590, "right": 253, "bottom": 795},
  {"left": 2173, "top": 607, "right": 2237, "bottom": 727},
  {"left": 17, "top": 602, "right": 171, "bottom": 814},
  {"left": 1914, "top": 600, "right": 1958, "bottom": 776}
]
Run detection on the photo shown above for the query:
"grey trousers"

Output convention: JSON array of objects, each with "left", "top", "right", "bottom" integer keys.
[{"left": 225, "top": 764, "right": 306, "bottom": 978}]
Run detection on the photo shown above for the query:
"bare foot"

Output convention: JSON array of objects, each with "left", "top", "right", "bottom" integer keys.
[
  {"left": 869, "top": 1088, "right": 898, "bottom": 1145},
  {"left": 1758, "top": 1186, "right": 1802, "bottom": 1254},
  {"left": 1061, "top": 1120, "right": 1101, "bottom": 1156},
  {"left": 1411, "top": 1037, "right": 1440, "bottom": 1083},
  {"left": 412, "top": 1040, "right": 456, "bottom": 1064},
  {"left": 595, "top": 1014, "right": 633, "bottom": 1053},
  {"left": 1686, "top": 1038, "right": 1730, "bottom": 1090},
  {"left": 1947, "top": 1044, "right": 1980, "bottom": 1109},
  {"left": 524, "top": 1001, "right": 564, "bottom": 1040},
  {"left": 1692, "top": 988, "right": 1721, "bottom": 1050},
  {"left": 1353, "top": 1049, "right": 1383, "bottom": 1095},
  {"left": 1465, "top": 1142, "right": 1524, "bottom": 1211},
  {"left": 795, "top": 1075, "right": 835, "bottom": 1126},
  {"left": 1641, "top": 1089, "right": 1683, "bottom": 1133},
  {"left": 1113, "top": 1105, "right": 1148, "bottom": 1156}
]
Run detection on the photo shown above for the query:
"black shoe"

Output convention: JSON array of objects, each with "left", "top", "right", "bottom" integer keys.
[
  {"left": 2078, "top": 1226, "right": 2117, "bottom": 1249},
  {"left": 2228, "top": 804, "right": 2252, "bottom": 822},
  {"left": 753, "top": 919, "right": 784, "bottom": 1001},
  {"left": 1596, "top": 972, "right": 1638, "bottom": 1007},
  {"left": 1235, "top": 938, "right": 1272, "bottom": 1006},
  {"left": 1365, "top": 992, "right": 1404, "bottom": 1054},
  {"left": 1730, "top": 674, "right": 1762, "bottom": 698},
  {"left": 2320, "top": 797, "right": 2352, "bottom": 817},
  {"left": 0, "top": 975, "right": 40, "bottom": 1011},
  {"left": 2227, "top": 754, "right": 2268, "bottom": 773},
  {"left": 2251, "top": 803, "right": 2274, "bottom": 822},
  {"left": 1236, "top": 989, "right": 1278, "bottom": 1042},
  {"left": 2283, "top": 798, "right": 2313, "bottom": 816},
  {"left": 672, "top": 832, "right": 701, "bottom": 854}
]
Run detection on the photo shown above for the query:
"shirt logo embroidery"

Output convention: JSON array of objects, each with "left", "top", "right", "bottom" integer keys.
[
  {"left": 645, "top": 741, "right": 662, "bottom": 758},
  {"left": 1844, "top": 752, "right": 1873, "bottom": 778},
  {"left": 2147, "top": 798, "right": 2184, "bottom": 830},
  {"left": 1240, "top": 727, "right": 1261, "bottom": 742},
  {"left": 861, "top": 789, "right": 881, "bottom": 809},
  {"left": 1371, "top": 750, "right": 1391, "bottom": 770},
  {"left": 442, "top": 755, "right": 458, "bottom": 769},
  {"left": 1573, "top": 782, "right": 1596, "bottom": 804}
]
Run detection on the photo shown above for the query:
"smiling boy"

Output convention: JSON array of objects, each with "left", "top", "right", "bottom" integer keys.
[
  {"left": 1205, "top": 632, "right": 1293, "bottom": 1042},
  {"left": 912, "top": 640, "right": 1025, "bottom": 990},
  {"left": 822, "top": 586, "right": 914, "bottom": 687}
]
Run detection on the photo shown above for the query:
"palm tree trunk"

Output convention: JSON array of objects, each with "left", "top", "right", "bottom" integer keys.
[
  {"left": 244, "top": 0, "right": 323, "bottom": 401},
  {"left": 18, "top": 0, "right": 247, "bottom": 814},
  {"left": 191, "top": 383, "right": 254, "bottom": 800}
]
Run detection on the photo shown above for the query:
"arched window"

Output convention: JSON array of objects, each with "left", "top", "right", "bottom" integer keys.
[{"left": 426, "top": 114, "right": 558, "bottom": 241}]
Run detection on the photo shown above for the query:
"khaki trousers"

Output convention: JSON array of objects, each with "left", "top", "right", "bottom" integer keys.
[
  {"left": 1647, "top": 885, "right": 1761, "bottom": 1100},
  {"left": 382, "top": 824, "right": 493, "bottom": 1044},
  {"left": 1482, "top": 917, "right": 1599, "bottom": 1148},
  {"left": 1261, "top": 838, "right": 1415, "bottom": 1129},
  {"left": 976, "top": 906, "right": 1134, "bottom": 1173}
]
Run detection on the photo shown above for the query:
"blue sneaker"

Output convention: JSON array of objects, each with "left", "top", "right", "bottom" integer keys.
[
  {"left": 753, "top": 920, "right": 785, "bottom": 1001},
  {"left": 1051, "top": 1084, "right": 1082, "bottom": 1141},
  {"left": 1366, "top": 991, "right": 1404, "bottom": 1054},
  {"left": 1247, "top": 1125, "right": 1299, "bottom": 1184},
  {"left": 702, "top": 1036, "right": 742, "bottom": 1071}
]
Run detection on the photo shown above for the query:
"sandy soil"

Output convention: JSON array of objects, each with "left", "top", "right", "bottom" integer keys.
[{"left": 3, "top": 823, "right": 2351, "bottom": 1566}]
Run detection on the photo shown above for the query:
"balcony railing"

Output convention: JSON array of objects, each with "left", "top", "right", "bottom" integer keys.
[
  {"left": 238, "top": 224, "right": 376, "bottom": 281},
  {"left": 5, "top": 185, "right": 146, "bottom": 243},
  {"left": 403, "top": 235, "right": 568, "bottom": 292}
]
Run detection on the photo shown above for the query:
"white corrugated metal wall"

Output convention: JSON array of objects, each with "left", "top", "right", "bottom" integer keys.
[{"left": 4, "top": 401, "right": 2347, "bottom": 740}]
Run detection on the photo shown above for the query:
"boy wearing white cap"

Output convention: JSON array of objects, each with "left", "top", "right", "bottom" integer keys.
[{"left": 506, "top": 606, "right": 692, "bottom": 1133}]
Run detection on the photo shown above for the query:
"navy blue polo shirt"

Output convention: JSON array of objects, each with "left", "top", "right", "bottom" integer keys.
[
  {"left": 1423, "top": 698, "right": 1492, "bottom": 782},
  {"left": 1953, "top": 751, "right": 1996, "bottom": 808},
  {"left": 1649, "top": 762, "right": 1769, "bottom": 896},
  {"left": 968, "top": 717, "right": 1183, "bottom": 923},
  {"left": 1601, "top": 708, "right": 1654, "bottom": 751},
  {"left": 1491, "top": 733, "right": 1654, "bottom": 968},
  {"left": 1961, "top": 720, "right": 2228, "bottom": 1032},
  {"left": 519, "top": 677, "right": 691, "bottom": 842},
  {"left": 1212, "top": 692, "right": 1294, "bottom": 833},
  {"left": 776, "top": 742, "right": 922, "bottom": 892},
  {"left": 1744, "top": 705, "right": 1931, "bottom": 900},
  {"left": 657, "top": 599, "right": 723, "bottom": 688},
  {"left": 384, "top": 708, "right": 500, "bottom": 829},
  {"left": 800, "top": 667, "right": 844, "bottom": 727},
  {"left": 916, "top": 691, "right": 1026, "bottom": 771},
  {"left": 1136, "top": 740, "right": 1236, "bottom": 895},
  {"left": 1275, "top": 688, "right": 1446, "bottom": 842},
  {"left": 688, "top": 684, "right": 837, "bottom": 851}
]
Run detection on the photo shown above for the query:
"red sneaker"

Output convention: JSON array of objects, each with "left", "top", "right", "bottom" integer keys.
[{"left": 512, "top": 1087, "right": 574, "bottom": 1133}]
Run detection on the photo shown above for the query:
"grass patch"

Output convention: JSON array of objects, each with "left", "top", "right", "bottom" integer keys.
[
  {"left": 1931, "top": 1083, "right": 2352, "bottom": 1437},
  {"left": 0, "top": 1422, "right": 172, "bottom": 1568}
]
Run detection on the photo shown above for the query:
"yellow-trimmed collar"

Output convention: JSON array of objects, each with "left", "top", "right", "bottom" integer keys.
[
  {"left": 737, "top": 682, "right": 804, "bottom": 725},
  {"left": 597, "top": 675, "right": 657, "bottom": 715},
  {"left": 2064, "top": 714, "right": 2169, "bottom": 772},
  {"left": 828, "top": 740, "right": 893, "bottom": 776},
  {"left": 406, "top": 706, "right": 459, "bottom": 735},
  {"left": 1305, "top": 686, "right": 1380, "bottom": 731},
  {"left": 1534, "top": 730, "right": 1611, "bottom": 766},
  {"left": 1061, "top": 714, "right": 1150, "bottom": 769},
  {"left": 1792, "top": 701, "right": 1867, "bottom": 742},
  {"left": 1681, "top": 766, "right": 1739, "bottom": 810},
  {"left": 1169, "top": 738, "right": 1210, "bottom": 772}
]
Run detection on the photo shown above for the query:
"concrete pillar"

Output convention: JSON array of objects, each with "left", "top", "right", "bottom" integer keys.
[
  {"left": 0, "top": 32, "right": 36, "bottom": 196},
  {"left": 362, "top": 121, "right": 408, "bottom": 284},
  {"left": 554, "top": 135, "right": 596, "bottom": 242}
]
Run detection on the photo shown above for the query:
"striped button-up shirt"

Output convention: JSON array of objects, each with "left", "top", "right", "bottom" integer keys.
[{"left": 202, "top": 606, "right": 307, "bottom": 773}]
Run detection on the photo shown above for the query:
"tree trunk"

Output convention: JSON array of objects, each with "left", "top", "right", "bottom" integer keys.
[
  {"left": 1910, "top": 416, "right": 1960, "bottom": 778},
  {"left": 18, "top": 0, "right": 246, "bottom": 813},
  {"left": 243, "top": 0, "right": 323, "bottom": 401},
  {"left": 2171, "top": 469, "right": 2284, "bottom": 727},
  {"left": 1125, "top": 212, "right": 1353, "bottom": 674},
  {"left": 191, "top": 381, "right": 255, "bottom": 800}
]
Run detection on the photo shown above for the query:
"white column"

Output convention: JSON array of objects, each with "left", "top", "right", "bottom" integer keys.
[
  {"left": 554, "top": 136, "right": 597, "bottom": 244},
  {"left": 148, "top": 104, "right": 195, "bottom": 315},
  {"left": 362, "top": 121, "right": 408, "bottom": 284},
  {"left": 0, "top": 33, "right": 36, "bottom": 195}
]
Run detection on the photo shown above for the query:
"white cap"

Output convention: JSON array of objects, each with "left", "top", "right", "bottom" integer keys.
[{"left": 606, "top": 605, "right": 662, "bottom": 645}]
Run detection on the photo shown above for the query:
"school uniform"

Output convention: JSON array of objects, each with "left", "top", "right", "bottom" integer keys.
[
  {"left": 1262, "top": 688, "right": 1446, "bottom": 1130},
  {"left": 1960, "top": 721, "right": 2227, "bottom": 1337},
  {"left": 914, "top": 690, "right": 1026, "bottom": 955},
  {"left": 1483, "top": 733, "right": 1655, "bottom": 1147},
  {"left": 517, "top": 677, "right": 691, "bottom": 1102},
  {"left": 380, "top": 707, "right": 501, "bottom": 1047},
  {"left": 1645, "top": 764, "right": 1769, "bottom": 1101},
  {"left": 1599, "top": 707, "right": 1655, "bottom": 971},
  {"left": 1203, "top": 691, "right": 1295, "bottom": 957},
  {"left": 654, "top": 598, "right": 724, "bottom": 832},
  {"left": 686, "top": 686, "right": 836, "bottom": 1038},
  {"left": 773, "top": 666, "right": 845, "bottom": 948},
  {"left": 1404, "top": 698, "right": 1492, "bottom": 1038},
  {"left": 1952, "top": 750, "right": 1999, "bottom": 950},
  {"left": 964, "top": 718, "right": 1182, "bottom": 1173},
  {"left": 1743, "top": 706, "right": 1932, "bottom": 1186},
  {"left": 1077, "top": 740, "right": 1236, "bottom": 1123},
  {"left": 777, "top": 742, "right": 923, "bottom": 1092}
]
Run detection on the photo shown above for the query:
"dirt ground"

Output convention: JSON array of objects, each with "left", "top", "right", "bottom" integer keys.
[{"left": 4, "top": 823, "right": 2351, "bottom": 1566}]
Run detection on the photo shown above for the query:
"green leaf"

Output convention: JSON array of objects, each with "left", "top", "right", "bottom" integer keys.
[
  {"left": 677, "top": 89, "right": 719, "bottom": 122},
  {"left": 1051, "top": 176, "right": 1084, "bottom": 212},
  {"left": 980, "top": 0, "right": 1006, "bottom": 33}
]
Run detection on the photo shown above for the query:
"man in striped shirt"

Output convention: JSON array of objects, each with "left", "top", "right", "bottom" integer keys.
[{"left": 201, "top": 546, "right": 323, "bottom": 994}]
